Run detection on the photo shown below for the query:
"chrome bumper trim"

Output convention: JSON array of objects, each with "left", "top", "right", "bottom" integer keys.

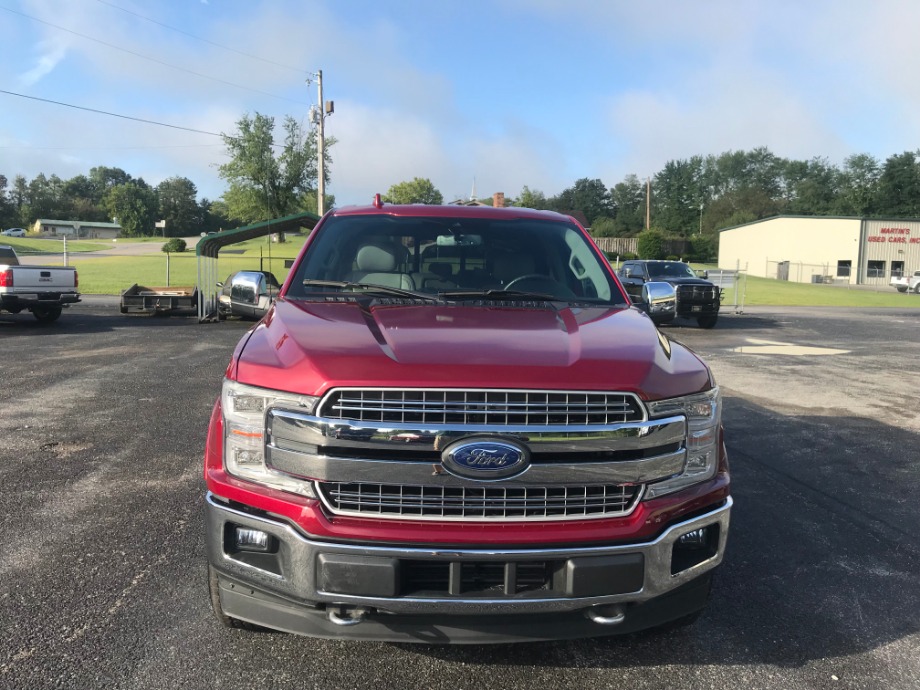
[{"left": 206, "top": 492, "right": 732, "bottom": 616}]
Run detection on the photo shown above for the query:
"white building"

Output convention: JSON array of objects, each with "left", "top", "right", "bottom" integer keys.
[
  {"left": 718, "top": 216, "right": 920, "bottom": 285},
  {"left": 31, "top": 219, "right": 123, "bottom": 239}
]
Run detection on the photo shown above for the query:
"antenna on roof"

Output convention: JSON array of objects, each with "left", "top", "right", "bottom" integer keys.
[{"left": 470, "top": 177, "right": 476, "bottom": 202}]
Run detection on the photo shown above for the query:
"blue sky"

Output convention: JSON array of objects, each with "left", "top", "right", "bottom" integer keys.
[{"left": 3, "top": 0, "right": 920, "bottom": 207}]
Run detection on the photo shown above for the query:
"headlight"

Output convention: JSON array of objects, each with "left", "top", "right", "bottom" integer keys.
[
  {"left": 222, "top": 379, "right": 319, "bottom": 497},
  {"left": 644, "top": 387, "right": 721, "bottom": 499}
]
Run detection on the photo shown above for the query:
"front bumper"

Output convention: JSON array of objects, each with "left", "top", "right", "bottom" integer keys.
[{"left": 206, "top": 493, "right": 732, "bottom": 642}]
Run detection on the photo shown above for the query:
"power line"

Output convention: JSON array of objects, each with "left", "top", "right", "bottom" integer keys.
[
  {"left": 0, "top": 5, "right": 309, "bottom": 106},
  {"left": 0, "top": 144, "right": 224, "bottom": 151},
  {"left": 0, "top": 88, "right": 225, "bottom": 137},
  {"left": 95, "top": 0, "right": 308, "bottom": 76},
  {"left": 0, "top": 89, "right": 286, "bottom": 148}
]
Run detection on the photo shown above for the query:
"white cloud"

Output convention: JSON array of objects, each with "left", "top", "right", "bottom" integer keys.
[{"left": 19, "top": 42, "right": 67, "bottom": 85}]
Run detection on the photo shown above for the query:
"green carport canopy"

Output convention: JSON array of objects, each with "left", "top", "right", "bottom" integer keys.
[{"left": 196, "top": 211, "right": 320, "bottom": 322}]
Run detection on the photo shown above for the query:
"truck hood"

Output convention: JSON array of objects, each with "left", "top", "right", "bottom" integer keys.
[
  {"left": 232, "top": 299, "right": 713, "bottom": 401},
  {"left": 658, "top": 277, "right": 715, "bottom": 287}
]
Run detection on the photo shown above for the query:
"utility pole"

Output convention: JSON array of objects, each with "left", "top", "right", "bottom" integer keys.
[
  {"left": 309, "top": 70, "right": 334, "bottom": 217},
  {"left": 645, "top": 177, "right": 651, "bottom": 231},
  {"left": 316, "top": 70, "right": 325, "bottom": 217}
]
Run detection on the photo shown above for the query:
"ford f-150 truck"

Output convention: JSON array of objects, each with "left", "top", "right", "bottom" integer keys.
[
  {"left": 0, "top": 245, "right": 80, "bottom": 322},
  {"left": 204, "top": 199, "right": 731, "bottom": 643}
]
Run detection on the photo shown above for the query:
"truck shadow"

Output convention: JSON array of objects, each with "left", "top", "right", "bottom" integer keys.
[{"left": 401, "top": 398, "right": 920, "bottom": 670}]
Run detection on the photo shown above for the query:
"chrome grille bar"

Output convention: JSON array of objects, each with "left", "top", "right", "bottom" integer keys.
[
  {"left": 317, "top": 482, "right": 642, "bottom": 521},
  {"left": 320, "top": 389, "right": 644, "bottom": 426}
]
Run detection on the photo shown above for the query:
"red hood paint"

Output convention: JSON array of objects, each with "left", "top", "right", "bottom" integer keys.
[{"left": 231, "top": 299, "right": 712, "bottom": 401}]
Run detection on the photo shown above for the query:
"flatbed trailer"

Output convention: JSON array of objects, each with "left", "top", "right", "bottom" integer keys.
[{"left": 120, "top": 284, "right": 198, "bottom": 315}]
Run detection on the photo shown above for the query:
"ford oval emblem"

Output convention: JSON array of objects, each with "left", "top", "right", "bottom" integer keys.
[{"left": 442, "top": 438, "right": 531, "bottom": 480}]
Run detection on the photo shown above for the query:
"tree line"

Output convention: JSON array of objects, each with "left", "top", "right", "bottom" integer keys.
[
  {"left": 0, "top": 166, "right": 233, "bottom": 237},
  {"left": 4, "top": 128, "right": 920, "bottom": 250}
]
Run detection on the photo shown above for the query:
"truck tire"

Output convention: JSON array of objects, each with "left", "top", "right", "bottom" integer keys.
[
  {"left": 697, "top": 314, "right": 718, "bottom": 329},
  {"left": 207, "top": 564, "right": 264, "bottom": 631},
  {"left": 32, "top": 306, "right": 62, "bottom": 323},
  {"left": 914, "top": 284, "right": 920, "bottom": 294},
  {"left": 897, "top": 286, "right": 908, "bottom": 292}
]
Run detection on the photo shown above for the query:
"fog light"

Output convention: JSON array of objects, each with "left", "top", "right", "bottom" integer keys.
[
  {"left": 235, "top": 527, "right": 271, "bottom": 552},
  {"left": 678, "top": 527, "right": 708, "bottom": 548}
]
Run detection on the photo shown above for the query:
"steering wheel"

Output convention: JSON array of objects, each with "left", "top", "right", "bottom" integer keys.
[{"left": 503, "top": 274, "right": 575, "bottom": 298}]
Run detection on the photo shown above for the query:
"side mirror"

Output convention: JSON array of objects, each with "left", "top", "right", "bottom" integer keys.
[
  {"left": 636, "top": 281, "right": 677, "bottom": 321},
  {"left": 230, "top": 271, "right": 265, "bottom": 306}
]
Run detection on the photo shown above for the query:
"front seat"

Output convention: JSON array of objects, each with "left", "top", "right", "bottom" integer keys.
[{"left": 348, "top": 240, "right": 416, "bottom": 290}]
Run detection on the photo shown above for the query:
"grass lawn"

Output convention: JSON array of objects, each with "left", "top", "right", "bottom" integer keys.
[
  {"left": 11, "top": 234, "right": 918, "bottom": 307},
  {"left": 720, "top": 273, "right": 919, "bottom": 308},
  {"left": 0, "top": 236, "right": 114, "bottom": 253}
]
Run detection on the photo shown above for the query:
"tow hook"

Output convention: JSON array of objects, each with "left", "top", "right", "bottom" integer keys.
[
  {"left": 585, "top": 604, "right": 625, "bottom": 626},
  {"left": 327, "top": 605, "right": 370, "bottom": 626}
]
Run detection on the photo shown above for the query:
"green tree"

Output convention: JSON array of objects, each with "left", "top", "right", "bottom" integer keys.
[
  {"left": 89, "top": 166, "right": 133, "bottom": 203},
  {"left": 550, "top": 178, "right": 612, "bottom": 222},
  {"left": 383, "top": 177, "right": 443, "bottom": 205},
  {"left": 103, "top": 182, "right": 158, "bottom": 237},
  {"left": 874, "top": 151, "right": 920, "bottom": 217},
  {"left": 590, "top": 217, "right": 617, "bottom": 237},
  {"left": 783, "top": 157, "right": 839, "bottom": 215},
  {"left": 610, "top": 175, "right": 646, "bottom": 236},
  {"left": 653, "top": 157, "right": 704, "bottom": 236},
  {"left": 219, "top": 113, "right": 327, "bottom": 239},
  {"left": 515, "top": 185, "right": 548, "bottom": 210},
  {"left": 835, "top": 153, "right": 880, "bottom": 216},
  {"left": 157, "top": 176, "right": 200, "bottom": 236}
]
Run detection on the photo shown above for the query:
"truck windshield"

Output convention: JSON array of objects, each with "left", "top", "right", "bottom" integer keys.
[
  {"left": 646, "top": 262, "right": 697, "bottom": 279},
  {"left": 287, "top": 215, "right": 627, "bottom": 305}
]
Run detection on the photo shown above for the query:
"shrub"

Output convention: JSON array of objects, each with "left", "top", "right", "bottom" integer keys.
[
  {"left": 162, "top": 238, "right": 187, "bottom": 253},
  {"left": 637, "top": 230, "right": 665, "bottom": 260}
]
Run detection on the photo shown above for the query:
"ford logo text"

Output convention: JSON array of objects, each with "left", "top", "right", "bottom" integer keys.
[{"left": 442, "top": 439, "right": 530, "bottom": 480}]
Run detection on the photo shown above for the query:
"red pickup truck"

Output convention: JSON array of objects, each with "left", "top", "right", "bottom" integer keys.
[{"left": 204, "top": 200, "right": 731, "bottom": 643}]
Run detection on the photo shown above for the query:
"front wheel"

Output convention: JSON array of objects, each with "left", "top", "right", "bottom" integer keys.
[
  {"left": 697, "top": 314, "right": 718, "bottom": 329},
  {"left": 32, "top": 306, "right": 62, "bottom": 323},
  {"left": 914, "top": 284, "right": 920, "bottom": 294}
]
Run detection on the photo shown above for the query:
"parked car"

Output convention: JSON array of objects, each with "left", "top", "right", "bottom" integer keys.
[
  {"left": 217, "top": 270, "right": 281, "bottom": 319},
  {"left": 890, "top": 270, "right": 920, "bottom": 293},
  {"left": 1, "top": 228, "right": 26, "bottom": 237},
  {"left": 618, "top": 260, "right": 722, "bottom": 328}
]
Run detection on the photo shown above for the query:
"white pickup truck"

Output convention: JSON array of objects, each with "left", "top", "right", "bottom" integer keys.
[
  {"left": 0, "top": 245, "right": 80, "bottom": 322},
  {"left": 891, "top": 270, "right": 920, "bottom": 294}
]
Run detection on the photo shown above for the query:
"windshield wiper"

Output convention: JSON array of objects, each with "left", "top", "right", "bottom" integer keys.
[
  {"left": 301, "top": 279, "right": 441, "bottom": 302},
  {"left": 439, "top": 289, "right": 558, "bottom": 301}
]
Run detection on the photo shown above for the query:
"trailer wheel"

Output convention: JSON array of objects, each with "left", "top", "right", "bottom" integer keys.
[
  {"left": 32, "top": 306, "right": 62, "bottom": 323},
  {"left": 207, "top": 564, "right": 264, "bottom": 631}
]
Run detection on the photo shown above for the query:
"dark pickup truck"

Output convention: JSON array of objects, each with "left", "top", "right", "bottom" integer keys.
[{"left": 618, "top": 260, "right": 721, "bottom": 328}]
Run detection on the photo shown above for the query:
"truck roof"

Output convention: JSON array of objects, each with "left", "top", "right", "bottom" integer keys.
[{"left": 331, "top": 203, "right": 577, "bottom": 223}]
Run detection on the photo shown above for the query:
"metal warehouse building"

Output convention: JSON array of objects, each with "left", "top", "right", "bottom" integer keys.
[{"left": 718, "top": 216, "right": 920, "bottom": 285}]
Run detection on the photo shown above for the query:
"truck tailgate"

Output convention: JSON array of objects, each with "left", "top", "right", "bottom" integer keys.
[{"left": 5, "top": 266, "right": 77, "bottom": 292}]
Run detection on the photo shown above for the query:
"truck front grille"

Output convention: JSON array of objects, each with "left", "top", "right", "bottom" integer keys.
[
  {"left": 319, "top": 389, "right": 644, "bottom": 426},
  {"left": 317, "top": 482, "right": 642, "bottom": 521},
  {"left": 676, "top": 285, "right": 719, "bottom": 303}
]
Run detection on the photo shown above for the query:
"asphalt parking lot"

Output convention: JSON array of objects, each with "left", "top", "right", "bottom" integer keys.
[{"left": 1, "top": 299, "right": 918, "bottom": 690}]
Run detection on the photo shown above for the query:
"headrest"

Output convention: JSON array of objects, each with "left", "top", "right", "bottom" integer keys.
[{"left": 356, "top": 241, "right": 405, "bottom": 272}]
